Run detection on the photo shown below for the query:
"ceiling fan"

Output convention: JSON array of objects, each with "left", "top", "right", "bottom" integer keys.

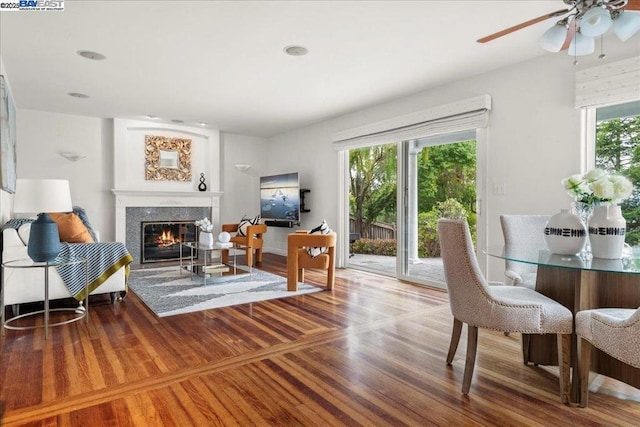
[{"left": 478, "top": 0, "right": 640, "bottom": 55}]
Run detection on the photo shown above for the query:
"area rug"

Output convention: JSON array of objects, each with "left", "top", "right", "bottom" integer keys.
[{"left": 128, "top": 266, "right": 322, "bottom": 317}]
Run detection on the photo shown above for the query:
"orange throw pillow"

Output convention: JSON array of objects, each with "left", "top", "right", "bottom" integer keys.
[{"left": 48, "top": 212, "right": 95, "bottom": 243}]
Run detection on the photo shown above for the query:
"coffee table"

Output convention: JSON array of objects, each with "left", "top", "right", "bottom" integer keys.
[
  {"left": 179, "top": 242, "right": 229, "bottom": 285},
  {"left": 179, "top": 240, "right": 253, "bottom": 284}
]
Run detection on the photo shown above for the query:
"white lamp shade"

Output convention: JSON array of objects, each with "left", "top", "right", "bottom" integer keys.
[
  {"left": 13, "top": 179, "right": 73, "bottom": 215},
  {"left": 567, "top": 32, "right": 595, "bottom": 56},
  {"left": 540, "top": 23, "right": 568, "bottom": 52},
  {"left": 613, "top": 12, "right": 640, "bottom": 42},
  {"left": 580, "top": 7, "right": 612, "bottom": 37}
]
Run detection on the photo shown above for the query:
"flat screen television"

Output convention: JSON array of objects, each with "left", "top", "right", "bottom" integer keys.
[{"left": 260, "top": 172, "right": 300, "bottom": 225}]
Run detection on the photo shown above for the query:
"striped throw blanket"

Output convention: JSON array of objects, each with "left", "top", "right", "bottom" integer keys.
[{"left": 56, "top": 242, "right": 133, "bottom": 300}]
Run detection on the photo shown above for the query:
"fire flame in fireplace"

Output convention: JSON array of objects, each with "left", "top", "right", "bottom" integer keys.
[{"left": 157, "top": 229, "right": 180, "bottom": 247}]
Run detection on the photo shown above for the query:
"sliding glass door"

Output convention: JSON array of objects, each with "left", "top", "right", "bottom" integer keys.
[
  {"left": 347, "top": 144, "right": 398, "bottom": 277},
  {"left": 345, "top": 130, "right": 483, "bottom": 290},
  {"left": 398, "top": 131, "right": 478, "bottom": 289}
]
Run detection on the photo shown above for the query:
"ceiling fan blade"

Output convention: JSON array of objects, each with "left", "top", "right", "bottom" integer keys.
[
  {"left": 625, "top": 0, "right": 640, "bottom": 10},
  {"left": 560, "top": 17, "right": 578, "bottom": 51},
  {"left": 477, "top": 8, "right": 570, "bottom": 43}
]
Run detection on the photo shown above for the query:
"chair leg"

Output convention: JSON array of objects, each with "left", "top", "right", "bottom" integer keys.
[
  {"left": 286, "top": 255, "right": 298, "bottom": 291},
  {"left": 221, "top": 249, "right": 229, "bottom": 264},
  {"left": 246, "top": 248, "right": 253, "bottom": 267},
  {"left": 557, "top": 334, "right": 571, "bottom": 404},
  {"left": 522, "top": 334, "right": 531, "bottom": 365},
  {"left": 255, "top": 248, "right": 263, "bottom": 263},
  {"left": 577, "top": 337, "right": 591, "bottom": 407},
  {"left": 326, "top": 266, "right": 335, "bottom": 290},
  {"left": 446, "top": 318, "right": 463, "bottom": 365},
  {"left": 462, "top": 325, "right": 479, "bottom": 395}
]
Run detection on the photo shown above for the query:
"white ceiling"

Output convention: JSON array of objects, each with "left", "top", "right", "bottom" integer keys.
[{"left": 0, "top": 1, "right": 593, "bottom": 137}]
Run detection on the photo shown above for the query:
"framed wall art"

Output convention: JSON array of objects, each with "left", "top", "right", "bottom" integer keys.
[
  {"left": 0, "top": 75, "right": 17, "bottom": 193},
  {"left": 144, "top": 135, "right": 192, "bottom": 181}
]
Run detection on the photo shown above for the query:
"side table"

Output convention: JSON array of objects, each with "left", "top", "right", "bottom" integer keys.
[{"left": 1, "top": 256, "right": 89, "bottom": 339}]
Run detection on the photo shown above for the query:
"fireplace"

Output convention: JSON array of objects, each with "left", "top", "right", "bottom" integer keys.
[{"left": 141, "top": 221, "right": 197, "bottom": 263}]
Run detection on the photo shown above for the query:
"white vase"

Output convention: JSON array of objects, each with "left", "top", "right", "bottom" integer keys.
[
  {"left": 544, "top": 209, "right": 588, "bottom": 255},
  {"left": 588, "top": 205, "right": 626, "bottom": 259},
  {"left": 199, "top": 230, "right": 214, "bottom": 248}
]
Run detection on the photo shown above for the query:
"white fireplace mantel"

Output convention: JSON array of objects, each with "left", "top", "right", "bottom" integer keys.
[
  {"left": 112, "top": 189, "right": 223, "bottom": 242},
  {"left": 113, "top": 189, "right": 223, "bottom": 204}
]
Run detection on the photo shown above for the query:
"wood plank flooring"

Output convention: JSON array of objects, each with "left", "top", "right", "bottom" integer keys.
[{"left": 1, "top": 254, "right": 639, "bottom": 426}]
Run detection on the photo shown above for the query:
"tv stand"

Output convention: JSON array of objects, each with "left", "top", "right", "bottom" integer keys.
[{"left": 265, "top": 220, "right": 295, "bottom": 228}]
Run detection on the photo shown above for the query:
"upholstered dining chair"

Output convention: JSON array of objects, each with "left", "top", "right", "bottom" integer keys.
[
  {"left": 287, "top": 230, "right": 336, "bottom": 291},
  {"left": 437, "top": 219, "right": 572, "bottom": 402},
  {"left": 499, "top": 215, "right": 551, "bottom": 289},
  {"left": 576, "top": 307, "right": 640, "bottom": 407},
  {"left": 220, "top": 222, "right": 267, "bottom": 267}
]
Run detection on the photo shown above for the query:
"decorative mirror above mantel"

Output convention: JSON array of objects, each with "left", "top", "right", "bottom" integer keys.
[{"left": 145, "top": 135, "right": 192, "bottom": 181}]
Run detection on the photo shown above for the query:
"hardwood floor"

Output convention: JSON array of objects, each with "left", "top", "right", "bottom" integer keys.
[{"left": 1, "top": 253, "right": 638, "bottom": 426}]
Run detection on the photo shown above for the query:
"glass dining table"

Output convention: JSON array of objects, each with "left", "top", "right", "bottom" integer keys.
[{"left": 486, "top": 245, "right": 640, "bottom": 405}]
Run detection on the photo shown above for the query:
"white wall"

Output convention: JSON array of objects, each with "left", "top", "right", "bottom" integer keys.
[
  {"left": 15, "top": 109, "right": 114, "bottom": 238},
  {"left": 262, "top": 122, "right": 341, "bottom": 255},
  {"left": 220, "top": 133, "right": 267, "bottom": 226},
  {"left": 113, "top": 118, "right": 221, "bottom": 193},
  {"left": 265, "top": 44, "right": 640, "bottom": 280},
  {"left": 0, "top": 57, "right": 14, "bottom": 223}
]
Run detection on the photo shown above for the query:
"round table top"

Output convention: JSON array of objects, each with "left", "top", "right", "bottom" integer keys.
[
  {"left": 485, "top": 245, "right": 640, "bottom": 275},
  {"left": 2, "top": 256, "right": 87, "bottom": 269}
]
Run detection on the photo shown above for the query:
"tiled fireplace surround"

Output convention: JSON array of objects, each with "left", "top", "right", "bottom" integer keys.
[{"left": 113, "top": 191, "right": 222, "bottom": 266}]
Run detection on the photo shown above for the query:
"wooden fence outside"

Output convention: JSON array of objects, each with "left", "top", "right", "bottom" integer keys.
[{"left": 350, "top": 218, "right": 396, "bottom": 240}]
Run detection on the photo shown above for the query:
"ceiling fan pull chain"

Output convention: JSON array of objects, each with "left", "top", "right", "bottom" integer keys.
[{"left": 599, "top": 34, "right": 607, "bottom": 59}]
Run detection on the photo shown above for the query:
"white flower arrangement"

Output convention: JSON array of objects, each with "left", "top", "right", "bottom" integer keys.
[
  {"left": 562, "top": 168, "right": 633, "bottom": 205},
  {"left": 194, "top": 217, "right": 213, "bottom": 232}
]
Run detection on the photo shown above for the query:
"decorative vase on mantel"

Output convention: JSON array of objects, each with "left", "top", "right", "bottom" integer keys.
[
  {"left": 543, "top": 209, "right": 588, "bottom": 256},
  {"left": 588, "top": 205, "right": 626, "bottom": 259},
  {"left": 199, "top": 230, "right": 214, "bottom": 248}
]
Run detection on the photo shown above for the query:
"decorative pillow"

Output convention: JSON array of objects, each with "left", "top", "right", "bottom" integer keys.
[
  {"left": 48, "top": 212, "right": 95, "bottom": 243},
  {"left": 73, "top": 206, "right": 99, "bottom": 242},
  {"left": 238, "top": 214, "right": 261, "bottom": 236},
  {"left": 307, "top": 219, "right": 332, "bottom": 258}
]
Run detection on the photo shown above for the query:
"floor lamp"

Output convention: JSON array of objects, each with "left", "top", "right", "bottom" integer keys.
[{"left": 13, "top": 179, "right": 73, "bottom": 262}]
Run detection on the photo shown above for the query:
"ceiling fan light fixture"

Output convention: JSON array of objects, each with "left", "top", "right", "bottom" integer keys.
[
  {"left": 568, "top": 32, "right": 595, "bottom": 56},
  {"left": 580, "top": 7, "right": 613, "bottom": 37},
  {"left": 613, "top": 11, "right": 640, "bottom": 41},
  {"left": 540, "top": 22, "right": 569, "bottom": 52}
]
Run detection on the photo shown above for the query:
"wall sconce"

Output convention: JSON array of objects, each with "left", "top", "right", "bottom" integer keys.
[
  {"left": 59, "top": 151, "right": 87, "bottom": 162},
  {"left": 235, "top": 164, "right": 251, "bottom": 172}
]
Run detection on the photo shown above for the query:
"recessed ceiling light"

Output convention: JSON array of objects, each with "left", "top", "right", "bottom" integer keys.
[
  {"left": 145, "top": 115, "right": 158, "bottom": 119},
  {"left": 199, "top": 122, "right": 207, "bottom": 126},
  {"left": 68, "top": 92, "right": 89, "bottom": 98},
  {"left": 171, "top": 119, "right": 184, "bottom": 123},
  {"left": 77, "top": 50, "right": 106, "bottom": 60},
  {"left": 283, "top": 45, "right": 308, "bottom": 56}
]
